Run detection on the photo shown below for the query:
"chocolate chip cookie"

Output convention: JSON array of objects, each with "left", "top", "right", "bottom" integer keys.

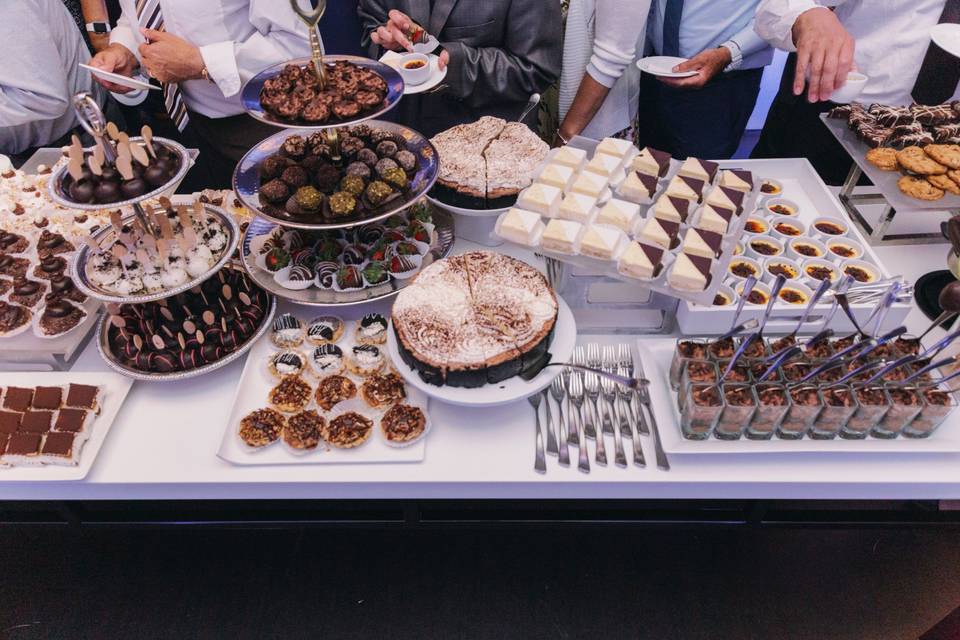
[
  {"left": 927, "top": 173, "right": 960, "bottom": 195},
  {"left": 897, "top": 146, "right": 948, "bottom": 175},
  {"left": 899, "top": 175, "right": 945, "bottom": 200},
  {"left": 925, "top": 144, "right": 960, "bottom": 169},
  {"left": 866, "top": 147, "right": 898, "bottom": 171}
]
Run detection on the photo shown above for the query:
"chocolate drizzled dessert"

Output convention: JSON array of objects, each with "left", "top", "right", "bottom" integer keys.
[
  {"left": 380, "top": 404, "right": 426, "bottom": 443},
  {"left": 258, "top": 61, "right": 389, "bottom": 125}
]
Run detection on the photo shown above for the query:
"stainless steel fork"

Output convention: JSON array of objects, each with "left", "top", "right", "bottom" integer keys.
[
  {"left": 561, "top": 365, "right": 578, "bottom": 446},
  {"left": 618, "top": 343, "right": 648, "bottom": 435},
  {"left": 574, "top": 346, "right": 597, "bottom": 438},
  {"left": 568, "top": 371, "right": 590, "bottom": 473},
  {"left": 587, "top": 343, "right": 611, "bottom": 435},
  {"left": 528, "top": 393, "right": 546, "bottom": 474},
  {"left": 618, "top": 364, "right": 645, "bottom": 467},
  {"left": 549, "top": 376, "right": 570, "bottom": 466},
  {"left": 541, "top": 388, "right": 558, "bottom": 456},
  {"left": 599, "top": 368, "right": 627, "bottom": 468}
]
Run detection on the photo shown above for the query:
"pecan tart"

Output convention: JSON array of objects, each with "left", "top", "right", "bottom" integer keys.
[
  {"left": 322, "top": 411, "right": 373, "bottom": 449},
  {"left": 380, "top": 404, "right": 426, "bottom": 444},
  {"left": 239, "top": 408, "right": 286, "bottom": 448},
  {"left": 315, "top": 374, "right": 357, "bottom": 411},
  {"left": 360, "top": 372, "right": 406, "bottom": 408},
  {"left": 283, "top": 409, "right": 325, "bottom": 450},
  {"left": 268, "top": 375, "right": 313, "bottom": 413}
]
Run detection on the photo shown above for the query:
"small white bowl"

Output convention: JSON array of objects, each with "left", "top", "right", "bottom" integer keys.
[
  {"left": 777, "top": 281, "right": 815, "bottom": 306},
  {"left": 397, "top": 53, "right": 431, "bottom": 86},
  {"left": 826, "top": 237, "right": 864, "bottom": 262},
  {"left": 733, "top": 241, "right": 746, "bottom": 256},
  {"left": 829, "top": 72, "right": 869, "bottom": 104},
  {"left": 758, "top": 178, "right": 784, "bottom": 200},
  {"left": 786, "top": 237, "right": 827, "bottom": 262},
  {"left": 727, "top": 256, "right": 763, "bottom": 284},
  {"left": 763, "top": 256, "right": 802, "bottom": 283},
  {"left": 711, "top": 284, "right": 738, "bottom": 308},
  {"left": 801, "top": 257, "right": 840, "bottom": 288},
  {"left": 746, "top": 235, "right": 785, "bottom": 261},
  {"left": 841, "top": 259, "right": 881, "bottom": 285},
  {"left": 736, "top": 280, "right": 772, "bottom": 306},
  {"left": 811, "top": 216, "right": 849, "bottom": 241},
  {"left": 743, "top": 215, "right": 770, "bottom": 236},
  {"left": 769, "top": 215, "right": 807, "bottom": 242},
  {"left": 764, "top": 198, "right": 800, "bottom": 218}
]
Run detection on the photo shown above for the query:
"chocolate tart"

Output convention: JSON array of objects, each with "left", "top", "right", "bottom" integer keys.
[
  {"left": 37, "top": 301, "right": 86, "bottom": 337},
  {"left": 239, "top": 407, "right": 285, "bottom": 448},
  {"left": 380, "top": 404, "right": 426, "bottom": 443},
  {"left": 322, "top": 411, "right": 373, "bottom": 449}
]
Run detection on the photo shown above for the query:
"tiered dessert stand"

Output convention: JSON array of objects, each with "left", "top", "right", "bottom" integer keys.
[
  {"left": 232, "top": 0, "right": 451, "bottom": 307},
  {"left": 48, "top": 94, "right": 275, "bottom": 381}
]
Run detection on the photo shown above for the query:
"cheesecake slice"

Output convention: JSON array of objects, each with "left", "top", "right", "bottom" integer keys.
[
  {"left": 665, "top": 175, "right": 705, "bottom": 202},
  {"left": 681, "top": 227, "right": 724, "bottom": 259},
  {"left": 498, "top": 208, "right": 543, "bottom": 246},
  {"left": 538, "top": 163, "right": 575, "bottom": 191},
  {"left": 638, "top": 216, "right": 679, "bottom": 250},
  {"left": 705, "top": 185, "right": 745, "bottom": 214},
  {"left": 569, "top": 171, "right": 609, "bottom": 198},
  {"left": 618, "top": 241, "right": 664, "bottom": 279},
  {"left": 518, "top": 182, "right": 562, "bottom": 217},
  {"left": 719, "top": 169, "right": 753, "bottom": 193},
  {"left": 553, "top": 146, "right": 588, "bottom": 171},
  {"left": 596, "top": 198, "right": 641, "bottom": 232},
  {"left": 580, "top": 224, "right": 627, "bottom": 260},
  {"left": 668, "top": 252, "right": 712, "bottom": 291},
  {"left": 653, "top": 195, "right": 691, "bottom": 224},
  {"left": 596, "top": 137, "right": 637, "bottom": 162},
  {"left": 558, "top": 192, "right": 598, "bottom": 223},
  {"left": 696, "top": 203, "right": 735, "bottom": 234},
  {"left": 678, "top": 157, "right": 719, "bottom": 183},
  {"left": 619, "top": 171, "right": 659, "bottom": 204},
  {"left": 631, "top": 147, "right": 671, "bottom": 178},
  {"left": 541, "top": 218, "right": 583, "bottom": 253}
]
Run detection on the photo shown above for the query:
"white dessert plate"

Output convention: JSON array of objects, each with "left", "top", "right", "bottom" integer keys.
[
  {"left": 388, "top": 297, "right": 577, "bottom": 408},
  {"left": 380, "top": 52, "right": 447, "bottom": 95},
  {"left": 637, "top": 56, "right": 698, "bottom": 78},
  {"left": 0, "top": 372, "right": 134, "bottom": 481},
  {"left": 932, "top": 23, "right": 960, "bottom": 59},
  {"left": 636, "top": 338, "right": 960, "bottom": 455},
  {"left": 79, "top": 64, "right": 158, "bottom": 91}
]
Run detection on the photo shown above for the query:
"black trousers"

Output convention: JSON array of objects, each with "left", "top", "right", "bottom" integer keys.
[
  {"left": 750, "top": 53, "right": 860, "bottom": 186},
  {"left": 636, "top": 67, "right": 764, "bottom": 160}
]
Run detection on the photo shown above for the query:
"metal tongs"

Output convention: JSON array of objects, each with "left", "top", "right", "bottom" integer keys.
[{"left": 290, "top": 0, "right": 327, "bottom": 88}]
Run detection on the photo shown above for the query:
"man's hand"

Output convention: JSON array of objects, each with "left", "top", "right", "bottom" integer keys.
[
  {"left": 792, "top": 7, "right": 855, "bottom": 102},
  {"left": 371, "top": 9, "right": 417, "bottom": 52},
  {"left": 139, "top": 28, "right": 205, "bottom": 84},
  {"left": 437, "top": 49, "right": 450, "bottom": 71},
  {"left": 659, "top": 48, "right": 731, "bottom": 89},
  {"left": 89, "top": 43, "right": 138, "bottom": 94}
]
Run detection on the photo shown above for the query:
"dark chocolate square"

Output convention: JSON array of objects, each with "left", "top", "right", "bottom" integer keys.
[
  {"left": 0, "top": 410, "right": 21, "bottom": 435},
  {"left": 20, "top": 410, "right": 53, "bottom": 434},
  {"left": 65, "top": 384, "right": 98, "bottom": 410},
  {"left": 41, "top": 432, "right": 74, "bottom": 458},
  {"left": 5, "top": 432, "right": 41, "bottom": 456},
  {"left": 32, "top": 386, "right": 63, "bottom": 410},
  {"left": 3, "top": 387, "right": 33, "bottom": 412},
  {"left": 54, "top": 408, "right": 88, "bottom": 433}
]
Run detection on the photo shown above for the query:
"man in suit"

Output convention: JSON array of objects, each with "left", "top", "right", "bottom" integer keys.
[{"left": 357, "top": 0, "right": 562, "bottom": 137}]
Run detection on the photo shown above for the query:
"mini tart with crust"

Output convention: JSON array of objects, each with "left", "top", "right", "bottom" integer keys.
[{"left": 322, "top": 411, "right": 373, "bottom": 448}]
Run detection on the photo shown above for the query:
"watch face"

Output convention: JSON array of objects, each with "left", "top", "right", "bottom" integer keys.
[{"left": 90, "top": 23, "right": 109, "bottom": 33}]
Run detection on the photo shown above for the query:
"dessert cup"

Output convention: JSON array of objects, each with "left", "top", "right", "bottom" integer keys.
[
  {"left": 670, "top": 338, "right": 709, "bottom": 390},
  {"left": 780, "top": 385, "right": 823, "bottom": 439},
  {"left": 904, "top": 386, "right": 957, "bottom": 438},
  {"left": 813, "top": 384, "right": 858, "bottom": 438},
  {"left": 680, "top": 383, "right": 723, "bottom": 440},
  {"left": 716, "top": 383, "right": 757, "bottom": 440},
  {"left": 872, "top": 385, "right": 924, "bottom": 438},
  {"left": 680, "top": 359, "right": 720, "bottom": 401},
  {"left": 842, "top": 386, "right": 890, "bottom": 439},
  {"left": 747, "top": 383, "right": 790, "bottom": 439}
]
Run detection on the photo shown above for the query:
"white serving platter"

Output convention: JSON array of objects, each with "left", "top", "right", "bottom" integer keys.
[
  {"left": 636, "top": 337, "right": 960, "bottom": 455},
  {"left": 0, "top": 371, "right": 134, "bottom": 480},
  {"left": 387, "top": 297, "right": 577, "bottom": 407},
  {"left": 676, "top": 157, "right": 912, "bottom": 335},
  {"left": 217, "top": 303, "right": 428, "bottom": 465}
]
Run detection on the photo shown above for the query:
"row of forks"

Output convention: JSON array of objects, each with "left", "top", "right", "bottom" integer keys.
[{"left": 530, "top": 342, "right": 669, "bottom": 474}]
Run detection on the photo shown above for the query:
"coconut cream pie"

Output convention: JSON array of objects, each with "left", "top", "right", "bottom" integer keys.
[
  {"left": 392, "top": 252, "right": 558, "bottom": 388},
  {"left": 580, "top": 225, "right": 627, "bottom": 260},
  {"left": 653, "top": 195, "right": 691, "bottom": 224},
  {"left": 678, "top": 157, "right": 719, "bottom": 183},
  {"left": 596, "top": 198, "right": 641, "bottom": 232},
  {"left": 498, "top": 208, "right": 542, "bottom": 246},
  {"left": 618, "top": 241, "right": 664, "bottom": 279},
  {"left": 631, "top": 147, "right": 671, "bottom": 178},
  {"left": 541, "top": 219, "right": 583, "bottom": 253},
  {"left": 518, "top": 183, "right": 562, "bottom": 217},
  {"left": 719, "top": 169, "right": 753, "bottom": 193},
  {"left": 558, "top": 192, "right": 598, "bottom": 223}
]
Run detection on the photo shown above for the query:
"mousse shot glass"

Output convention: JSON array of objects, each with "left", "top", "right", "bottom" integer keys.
[
  {"left": 904, "top": 386, "right": 957, "bottom": 438},
  {"left": 716, "top": 383, "right": 757, "bottom": 440},
  {"left": 671, "top": 338, "right": 709, "bottom": 390},
  {"left": 872, "top": 385, "right": 924, "bottom": 438},
  {"left": 780, "top": 385, "right": 823, "bottom": 439},
  {"left": 843, "top": 386, "right": 890, "bottom": 439},
  {"left": 681, "top": 383, "right": 723, "bottom": 440},
  {"left": 748, "top": 383, "right": 790, "bottom": 439},
  {"left": 812, "top": 384, "right": 858, "bottom": 439}
]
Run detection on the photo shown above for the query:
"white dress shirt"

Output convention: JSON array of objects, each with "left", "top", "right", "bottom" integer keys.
[
  {"left": 0, "top": 0, "right": 106, "bottom": 154},
  {"left": 560, "top": 0, "right": 650, "bottom": 138},
  {"left": 755, "top": 0, "right": 957, "bottom": 106},
  {"left": 647, "top": 0, "right": 773, "bottom": 71},
  {"left": 110, "top": 0, "right": 312, "bottom": 118}
]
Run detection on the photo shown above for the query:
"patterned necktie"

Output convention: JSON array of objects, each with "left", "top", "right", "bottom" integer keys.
[
  {"left": 661, "top": 0, "right": 684, "bottom": 57},
  {"left": 912, "top": 0, "right": 960, "bottom": 105},
  {"left": 136, "top": 0, "right": 189, "bottom": 131}
]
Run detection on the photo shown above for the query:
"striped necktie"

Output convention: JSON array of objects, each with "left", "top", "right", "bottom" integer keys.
[{"left": 136, "top": 0, "right": 189, "bottom": 131}]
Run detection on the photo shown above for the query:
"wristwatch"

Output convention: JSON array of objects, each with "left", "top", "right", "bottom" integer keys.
[
  {"left": 720, "top": 40, "right": 743, "bottom": 72},
  {"left": 85, "top": 22, "right": 111, "bottom": 34}
]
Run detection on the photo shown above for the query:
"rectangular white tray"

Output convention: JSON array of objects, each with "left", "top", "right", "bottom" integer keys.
[
  {"left": 636, "top": 337, "right": 960, "bottom": 455},
  {"left": 676, "top": 157, "right": 911, "bottom": 336},
  {"left": 821, "top": 114, "right": 960, "bottom": 212},
  {"left": 0, "top": 371, "right": 134, "bottom": 480},
  {"left": 217, "top": 302, "right": 428, "bottom": 466}
]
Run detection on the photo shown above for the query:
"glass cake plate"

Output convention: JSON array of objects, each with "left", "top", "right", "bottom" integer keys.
[{"left": 387, "top": 297, "right": 577, "bottom": 408}]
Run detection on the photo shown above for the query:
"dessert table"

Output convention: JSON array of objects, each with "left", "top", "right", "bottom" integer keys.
[{"left": 0, "top": 237, "right": 958, "bottom": 503}]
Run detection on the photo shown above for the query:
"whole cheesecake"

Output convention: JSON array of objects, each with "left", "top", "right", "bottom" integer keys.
[{"left": 392, "top": 251, "right": 558, "bottom": 387}]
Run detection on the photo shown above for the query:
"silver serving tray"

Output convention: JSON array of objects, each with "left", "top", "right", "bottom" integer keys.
[
  {"left": 47, "top": 136, "right": 193, "bottom": 211},
  {"left": 233, "top": 119, "right": 440, "bottom": 231},
  {"left": 96, "top": 269, "right": 277, "bottom": 382},
  {"left": 240, "top": 55, "right": 404, "bottom": 130},
  {"left": 70, "top": 204, "right": 241, "bottom": 305},
  {"left": 239, "top": 207, "right": 455, "bottom": 307}
]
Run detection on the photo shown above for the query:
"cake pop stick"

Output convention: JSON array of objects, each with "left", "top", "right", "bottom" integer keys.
[
  {"left": 192, "top": 201, "right": 209, "bottom": 230},
  {"left": 105, "top": 122, "right": 121, "bottom": 140},
  {"left": 87, "top": 154, "right": 103, "bottom": 177},
  {"left": 158, "top": 196, "right": 175, "bottom": 215},
  {"left": 136, "top": 248, "right": 156, "bottom": 274},
  {"left": 109, "top": 210, "right": 124, "bottom": 231},
  {"left": 156, "top": 237, "right": 169, "bottom": 264},
  {"left": 141, "top": 125, "right": 156, "bottom": 158},
  {"left": 67, "top": 136, "right": 85, "bottom": 181},
  {"left": 116, "top": 146, "right": 134, "bottom": 181},
  {"left": 92, "top": 142, "right": 105, "bottom": 167}
]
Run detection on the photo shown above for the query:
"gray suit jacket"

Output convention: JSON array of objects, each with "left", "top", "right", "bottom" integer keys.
[{"left": 358, "top": 0, "right": 561, "bottom": 137}]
